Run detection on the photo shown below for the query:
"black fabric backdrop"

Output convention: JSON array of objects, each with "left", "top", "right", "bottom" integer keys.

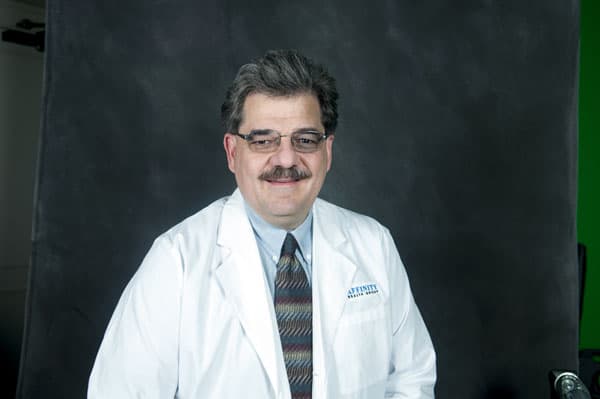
[{"left": 17, "top": 1, "right": 580, "bottom": 398}]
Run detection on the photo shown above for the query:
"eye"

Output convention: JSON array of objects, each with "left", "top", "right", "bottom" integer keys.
[
  {"left": 296, "top": 136, "right": 318, "bottom": 145},
  {"left": 247, "top": 131, "right": 280, "bottom": 151},
  {"left": 293, "top": 133, "right": 322, "bottom": 149},
  {"left": 250, "top": 138, "right": 273, "bottom": 145}
]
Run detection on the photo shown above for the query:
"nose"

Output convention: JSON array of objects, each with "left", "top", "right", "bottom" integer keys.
[{"left": 269, "top": 136, "right": 299, "bottom": 168}]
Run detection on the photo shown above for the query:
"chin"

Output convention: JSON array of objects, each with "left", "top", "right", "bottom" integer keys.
[
  {"left": 267, "top": 204, "right": 306, "bottom": 219},
  {"left": 268, "top": 207, "right": 302, "bottom": 219}
]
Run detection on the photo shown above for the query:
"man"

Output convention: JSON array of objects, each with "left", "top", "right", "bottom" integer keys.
[{"left": 88, "top": 49, "right": 436, "bottom": 398}]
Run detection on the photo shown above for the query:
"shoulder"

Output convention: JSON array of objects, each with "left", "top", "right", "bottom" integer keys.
[
  {"left": 153, "top": 195, "right": 230, "bottom": 252},
  {"left": 130, "top": 195, "right": 233, "bottom": 280},
  {"left": 314, "top": 198, "right": 385, "bottom": 229},
  {"left": 168, "top": 196, "right": 228, "bottom": 235},
  {"left": 314, "top": 197, "right": 389, "bottom": 236}
]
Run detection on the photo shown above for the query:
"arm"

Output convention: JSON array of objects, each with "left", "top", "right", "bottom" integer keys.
[
  {"left": 88, "top": 236, "right": 183, "bottom": 398},
  {"left": 383, "top": 229, "right": 437, "bottom": 398}
]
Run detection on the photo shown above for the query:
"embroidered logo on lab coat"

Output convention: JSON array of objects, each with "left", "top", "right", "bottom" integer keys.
[{"left": 347, "top": 283, "right": 379, "bottom": 299}]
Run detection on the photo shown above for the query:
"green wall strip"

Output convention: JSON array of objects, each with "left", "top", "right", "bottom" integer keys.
[{"left": 579, "top": 0, "right": 600, "bottom": 349}]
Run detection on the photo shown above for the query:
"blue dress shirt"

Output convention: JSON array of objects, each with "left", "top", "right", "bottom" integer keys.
[{"left": 244, "top": 201, "right": 313, "bottom": 298}]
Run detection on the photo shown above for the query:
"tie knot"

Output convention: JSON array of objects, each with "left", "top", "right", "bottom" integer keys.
[{"left": 280, "top": 233, "right": 298, "bottom": 257}]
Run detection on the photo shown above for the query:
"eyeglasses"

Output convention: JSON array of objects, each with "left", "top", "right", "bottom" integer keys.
[{"left": 234, "top": 129, "right": 328, "bottom": 153}]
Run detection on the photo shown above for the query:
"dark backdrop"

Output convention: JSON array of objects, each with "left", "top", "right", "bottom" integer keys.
[{"left": 17, "top": 1, "right": 580, "bottom": 398}]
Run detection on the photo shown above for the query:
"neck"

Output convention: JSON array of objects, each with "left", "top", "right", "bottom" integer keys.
[{"left": 243, "top": 203, "right": 309, "bottom": 232}]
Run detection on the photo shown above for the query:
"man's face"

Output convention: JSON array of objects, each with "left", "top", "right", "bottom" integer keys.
[{"left": 224, "top": 92, "right": 334, "bottom": 230}]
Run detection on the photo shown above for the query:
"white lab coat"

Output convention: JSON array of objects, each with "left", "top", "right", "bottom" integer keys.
[{"left": 88, "top": 189, "right": 436, "bottom": 398}]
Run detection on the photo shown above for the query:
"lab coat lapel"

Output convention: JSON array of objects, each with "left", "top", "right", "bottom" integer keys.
[
  {"left": 312, "top": 201, "right": 358, "bottom": 356},
  {"left": 215, "top": 190, "right": 285, "bottom": 397}
]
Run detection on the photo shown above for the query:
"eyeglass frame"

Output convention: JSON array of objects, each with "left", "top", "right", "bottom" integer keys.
[{"left": 232, "top": 128, "right": 330, "bottom": 153}]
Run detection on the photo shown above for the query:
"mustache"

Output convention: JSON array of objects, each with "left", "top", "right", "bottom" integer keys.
[{"left": 259, "top": 167, "right": 311, "bottom": 181}]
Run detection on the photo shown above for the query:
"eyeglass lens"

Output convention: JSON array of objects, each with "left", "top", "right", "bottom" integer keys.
[{"left": 246, "top": 130, "right": 324, "bottom": 153}]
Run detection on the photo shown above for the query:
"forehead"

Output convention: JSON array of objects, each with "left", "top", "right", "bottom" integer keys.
[{"left": 240, "top": 92, "right": 323, "bottom": 131}]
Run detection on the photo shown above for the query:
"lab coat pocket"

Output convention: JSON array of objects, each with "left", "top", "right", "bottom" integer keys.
[{"left": 333, "top": 304, "right": 391, "bottom": 396}]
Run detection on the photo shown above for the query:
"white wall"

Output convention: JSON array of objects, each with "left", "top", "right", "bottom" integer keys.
[{"left": 0, "top": 0, "right": 44, "bottom": 395}]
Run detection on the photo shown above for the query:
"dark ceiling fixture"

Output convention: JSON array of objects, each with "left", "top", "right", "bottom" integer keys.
[{"left": 2, "top": 18, "right": 45, "bottom": 52}]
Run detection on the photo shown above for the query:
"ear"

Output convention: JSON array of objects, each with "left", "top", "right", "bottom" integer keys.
[
  {"left": 325, "top": 134, "right": 334, "bottom": 171},
  {"left": 223, "top": 133, "right": 237, "bottom": 173}
]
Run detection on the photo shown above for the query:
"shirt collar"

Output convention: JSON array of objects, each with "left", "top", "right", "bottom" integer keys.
[{"left": 244, "top": 201, "right": 312, "bottom": 263}]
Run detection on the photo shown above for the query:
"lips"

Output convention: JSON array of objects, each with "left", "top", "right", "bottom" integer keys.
[
  {"left": 266, "top": 178, "right": 298, "bottom": 184},
  {"left": 259, "top": 167, "right": 311, "bottom": 182}
]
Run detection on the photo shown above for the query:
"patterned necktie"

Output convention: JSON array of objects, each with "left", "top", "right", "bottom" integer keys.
[{"left": 275, "top": 233, "right": 312, "bottom": 399}]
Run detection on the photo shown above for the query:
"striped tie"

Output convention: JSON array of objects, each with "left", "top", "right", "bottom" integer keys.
[{"left": 275, "top": 233, "right": 312, "bottom": 399}]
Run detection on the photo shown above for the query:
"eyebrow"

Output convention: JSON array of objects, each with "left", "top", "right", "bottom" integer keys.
[
  {"left": 293, "top": 127, "right": 324, "bottom": 134},
  {"left": 247, "top": 127, "right": 323, "bottom": 136},
  {"left": 248, "top": 129, "right": 274, "bottom": 136}
]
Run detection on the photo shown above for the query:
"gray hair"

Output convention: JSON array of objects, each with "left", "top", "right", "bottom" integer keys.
[{"left": 221, "top": 49, "right": 338, "bottom": 135}]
